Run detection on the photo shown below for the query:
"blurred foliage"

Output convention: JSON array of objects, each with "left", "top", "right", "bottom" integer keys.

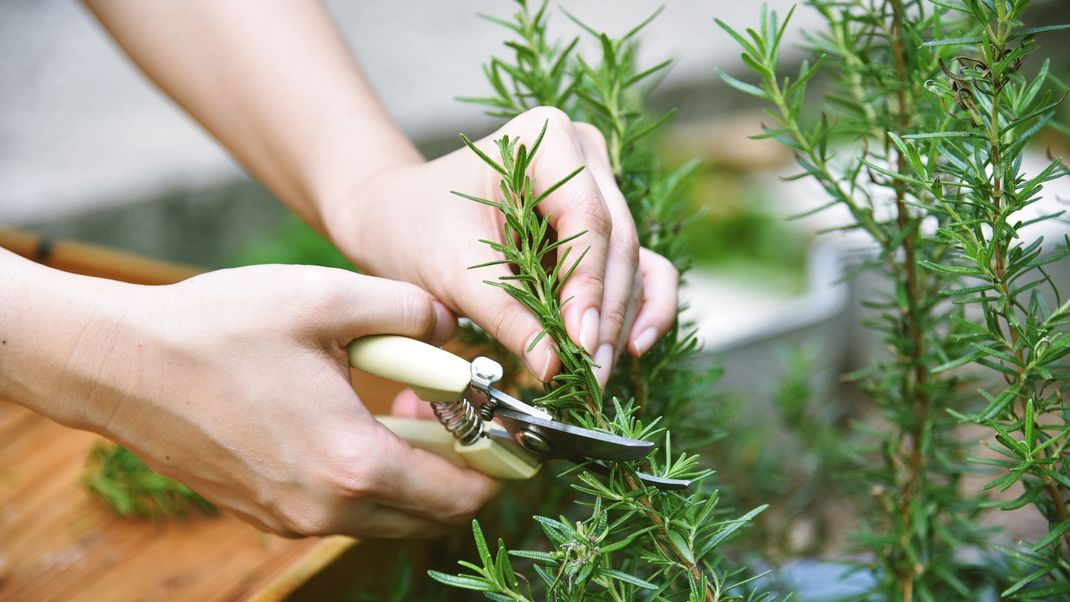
[
  {"left": 83, "top": 443, "right": 215, "bottom": 519},
  {"left": 708, "top": 348, "right": 851, "bottom": 562},
  {"left": 232, "top": 216, "right": 356, "bottom": 270},
  {"left": 682, "top": 173, "right": 809, "bottom": 292}
]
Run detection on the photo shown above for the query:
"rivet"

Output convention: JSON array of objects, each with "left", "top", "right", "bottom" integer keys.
[{"left": 515, "top": 430, "right": 551, "bottom": 456}]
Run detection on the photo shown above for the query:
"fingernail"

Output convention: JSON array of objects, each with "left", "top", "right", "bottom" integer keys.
[
  {"left": 541, "top": 345, "right": 555, "bottom": 382},
  {"left": 632, "top": 327, "right": 658, "bottom": 356},
  {"left": 525, "top": 333, "right": 556, "bottom": 382},
  {"left": 430, "top": 301, "right": 455, "bottom": 346},
  {"left": 579, "top": 307, "right": 600, "bottom": 355},
  {"left": 594, "top": 344, "right": 613, "bottom": 388}
]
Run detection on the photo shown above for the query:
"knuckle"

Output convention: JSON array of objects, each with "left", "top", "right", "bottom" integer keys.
[
  {"left": 297, "top": 270, "right": 350, "bottom": 317},
  {"left": 568, "top": 267, "right": 605, "bottom": 292},
  {"left": 524, "top": 106, "right": 572, "bottom": 130},
  {"left": 320, "top": 450, "right": 384, "bottom": 502},
  {"left": 571, "top": 197, "right": 612, "bottom": 238},
  {"left": 437, "top": 491, "right": 486, "bottom": 525},
  {"left": 489, "top": 301, "right": 533, "bottom": 349},
  {"left": 603, "top": 303, "right": 629, "bottom": 330},
  {"left": 574, "top": 122, "right": 608, "bottom": 149},
  {"left": 400, "top": 291, "right": 436, "bottom": 336},
  {"left": 282, "top": 503, "right": 335, "bottom": 537},
  {"left": 617, "top": 230, "right": 640, "bottom": 264}
]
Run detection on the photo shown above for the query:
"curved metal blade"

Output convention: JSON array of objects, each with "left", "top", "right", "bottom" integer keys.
[
  {"left": 486, "top": 388, "right": 551, "bottom": 419},
  {"left": 581, "top": 460, "right": 692, "bottom": 491},
  {"left": 492, "top": 406, "right": 654, "bottom": 462},
  {"left": 481, "top": 404, "right": 690, "bottom": 491},
  {"left": 634, "top": 472, "right": 691, "bottom": 491}
]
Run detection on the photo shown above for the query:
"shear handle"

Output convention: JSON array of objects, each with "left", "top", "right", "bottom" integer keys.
[
  {"left": 347, "top": 335, "right": 471, "bottom": 402},
  {"left": 376, "top": 416, "right": 539, "bottom": 480}
]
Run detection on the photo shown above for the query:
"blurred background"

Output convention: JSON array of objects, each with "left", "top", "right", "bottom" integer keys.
[
  {"left": 1, "top": 1, "right": 811, "bottom": 255},
  {"left": 3, "top": 0, "right": 1070, "bottom": 589}
]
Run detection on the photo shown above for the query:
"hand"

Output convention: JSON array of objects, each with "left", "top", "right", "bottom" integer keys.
[
  {"left": 83, "top": 1, "right": 677, "bottom": 387},
  {"left": 325, "top": 107, "right": 680, "bottom": 387},
  {"left": 74, "top": 265, "right": 497, "bottom": 538}
]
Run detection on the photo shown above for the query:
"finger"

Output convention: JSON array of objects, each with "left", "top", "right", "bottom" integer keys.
[
  {"left": 319, "top": 271, "right": 456, "bottom": 346},
  {"left": 168, "top": 478, "right": 286, "bottom": 535},
  {"left": 595, "top": 270, "right": 642, "bottom": 388},
  {"left": 508, "top": 108, "right": 611, "bottom": 359},
  {"left": 573, "top": 122, "right": 640, "bottom": 386},
  {"left": 366, "top": 422, "right": 499, "bottom": 524},
  {"left": 628, "top": 248, "right": 679, "bottom": 357},
  {"left": 390, "top": 388, "right": 437, "bottom": 420},
  {"left": 428, "top": 301, "right": 458, "bottom": 346},
  {"left": 337, "top": 504, "right": 453, "bottom": 539},
  {"left": 619, "top": 270, "right": 643, "bottom": 350},
  {"left": 219, "top": 504, "right": 284, "bottom": 536},
  {"left": 448, "top": 257, "right": 561, "bottom": 381}
]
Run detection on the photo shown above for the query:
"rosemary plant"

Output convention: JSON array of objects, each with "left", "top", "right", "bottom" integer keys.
[
  {"left": 721, "top": 0, "right": 1069, "bottom": 599},
  {"left": 916, "top": 2, "right": 1070, "bottom": 596},
  {"left": 431, "top": 2, "right": 769, "bottom": 600}
]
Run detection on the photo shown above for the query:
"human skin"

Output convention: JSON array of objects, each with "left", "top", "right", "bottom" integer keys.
[
  {"left": 0, "top": 0, "right": 682, "bottom": 538},
  {"left": 82, "top": 0, "right": 680, "bottom": 385},
  {"left": 0, "top": 252, "right": 496, "bottom": 537}
]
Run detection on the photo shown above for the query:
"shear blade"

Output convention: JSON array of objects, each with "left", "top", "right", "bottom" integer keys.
[
  {"left": 486, "top": 407, "right": 691, "bottom": 492},
  {"left": 581, "top": 460, "right": 692, "bottom": 491},
  {"left": 492, "top": 406, "right": 654, "bottom": 462}
]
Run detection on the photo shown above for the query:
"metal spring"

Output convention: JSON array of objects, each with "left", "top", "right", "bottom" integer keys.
[
  {"left": 477, "top": 396, "right": 498, "bottom": 422},
  {"left": 431, "top": 398, "right": 484, "bottom": 445}
]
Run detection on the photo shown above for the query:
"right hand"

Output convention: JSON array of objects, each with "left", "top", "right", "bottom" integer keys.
[{"left": 77, "top": 264, "right": 497, "bottom": 538}]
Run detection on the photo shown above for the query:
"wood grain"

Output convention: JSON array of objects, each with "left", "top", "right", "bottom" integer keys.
[{"left": 0, "top": 401, "right": 322, "bottom": 602}]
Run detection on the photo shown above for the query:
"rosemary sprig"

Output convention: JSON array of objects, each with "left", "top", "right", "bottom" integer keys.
[
  {"left": 83, "top": 443, "right": 215, "bottom": 519},
  {"left": 438, "top": 120, "right": 767, "bottom": 601},
  {"left": 454, "top": 123, "right": 602, "bottom": 417},
  {"left": 918, "top": 2, "right": 1070, "bottom": 596}
]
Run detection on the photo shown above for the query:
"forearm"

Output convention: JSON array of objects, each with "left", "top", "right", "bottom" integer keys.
[
  {"left": 84, "top": 0, "right": 421, "bottom": 233},
  {"left": 0, "top": 249, "right": 134, "bottom": 431}
]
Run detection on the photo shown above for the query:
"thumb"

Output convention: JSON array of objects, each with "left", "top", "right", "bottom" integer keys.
[{"left": 325, "top": 273, "right": 457, "bottom": 345}]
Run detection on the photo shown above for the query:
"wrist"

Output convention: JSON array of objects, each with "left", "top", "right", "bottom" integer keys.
[
  {"left": 307, "top": 124, "right": 424, "bottom": 240},
  {"left": 316, "top": 159, "right": 417, "bottom": 274},
  {"left": 0, "top": 251, "right": 143, "bottom": 432},
  {"left": 316, "top": 145, "right": 502, "bottom": 294}
]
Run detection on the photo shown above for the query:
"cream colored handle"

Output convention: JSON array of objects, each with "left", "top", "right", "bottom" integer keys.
[
  {"left": 375, "top": 416, "right": 465, "bottom": 467},
  {"left": 376, "top": 416, "right": 540, "bottom": 480},
  {"left": 347, "top": 335, "right": 471, "bottom": 402}
]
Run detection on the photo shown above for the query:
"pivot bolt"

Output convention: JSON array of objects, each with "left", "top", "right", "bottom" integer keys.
[
  {"left": 470, "top": 357, "right": 503, "bottom": 388},
  {"left": 516, "top": 430, "right": 551, "bottom": 456}
]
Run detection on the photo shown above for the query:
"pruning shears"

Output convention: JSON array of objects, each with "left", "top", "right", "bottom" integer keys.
[{"left": 347, "top": 335, "right": 690, "bottom": 491}]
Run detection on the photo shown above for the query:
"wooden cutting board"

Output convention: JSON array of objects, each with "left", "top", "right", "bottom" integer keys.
[{"left": 0, "top": 399, "right": 325, "bottom": 601}]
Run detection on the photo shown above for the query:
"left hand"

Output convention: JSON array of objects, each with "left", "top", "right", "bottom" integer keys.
[{"left": 324, "top": 107, "right": 679, "bottom": 388}]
